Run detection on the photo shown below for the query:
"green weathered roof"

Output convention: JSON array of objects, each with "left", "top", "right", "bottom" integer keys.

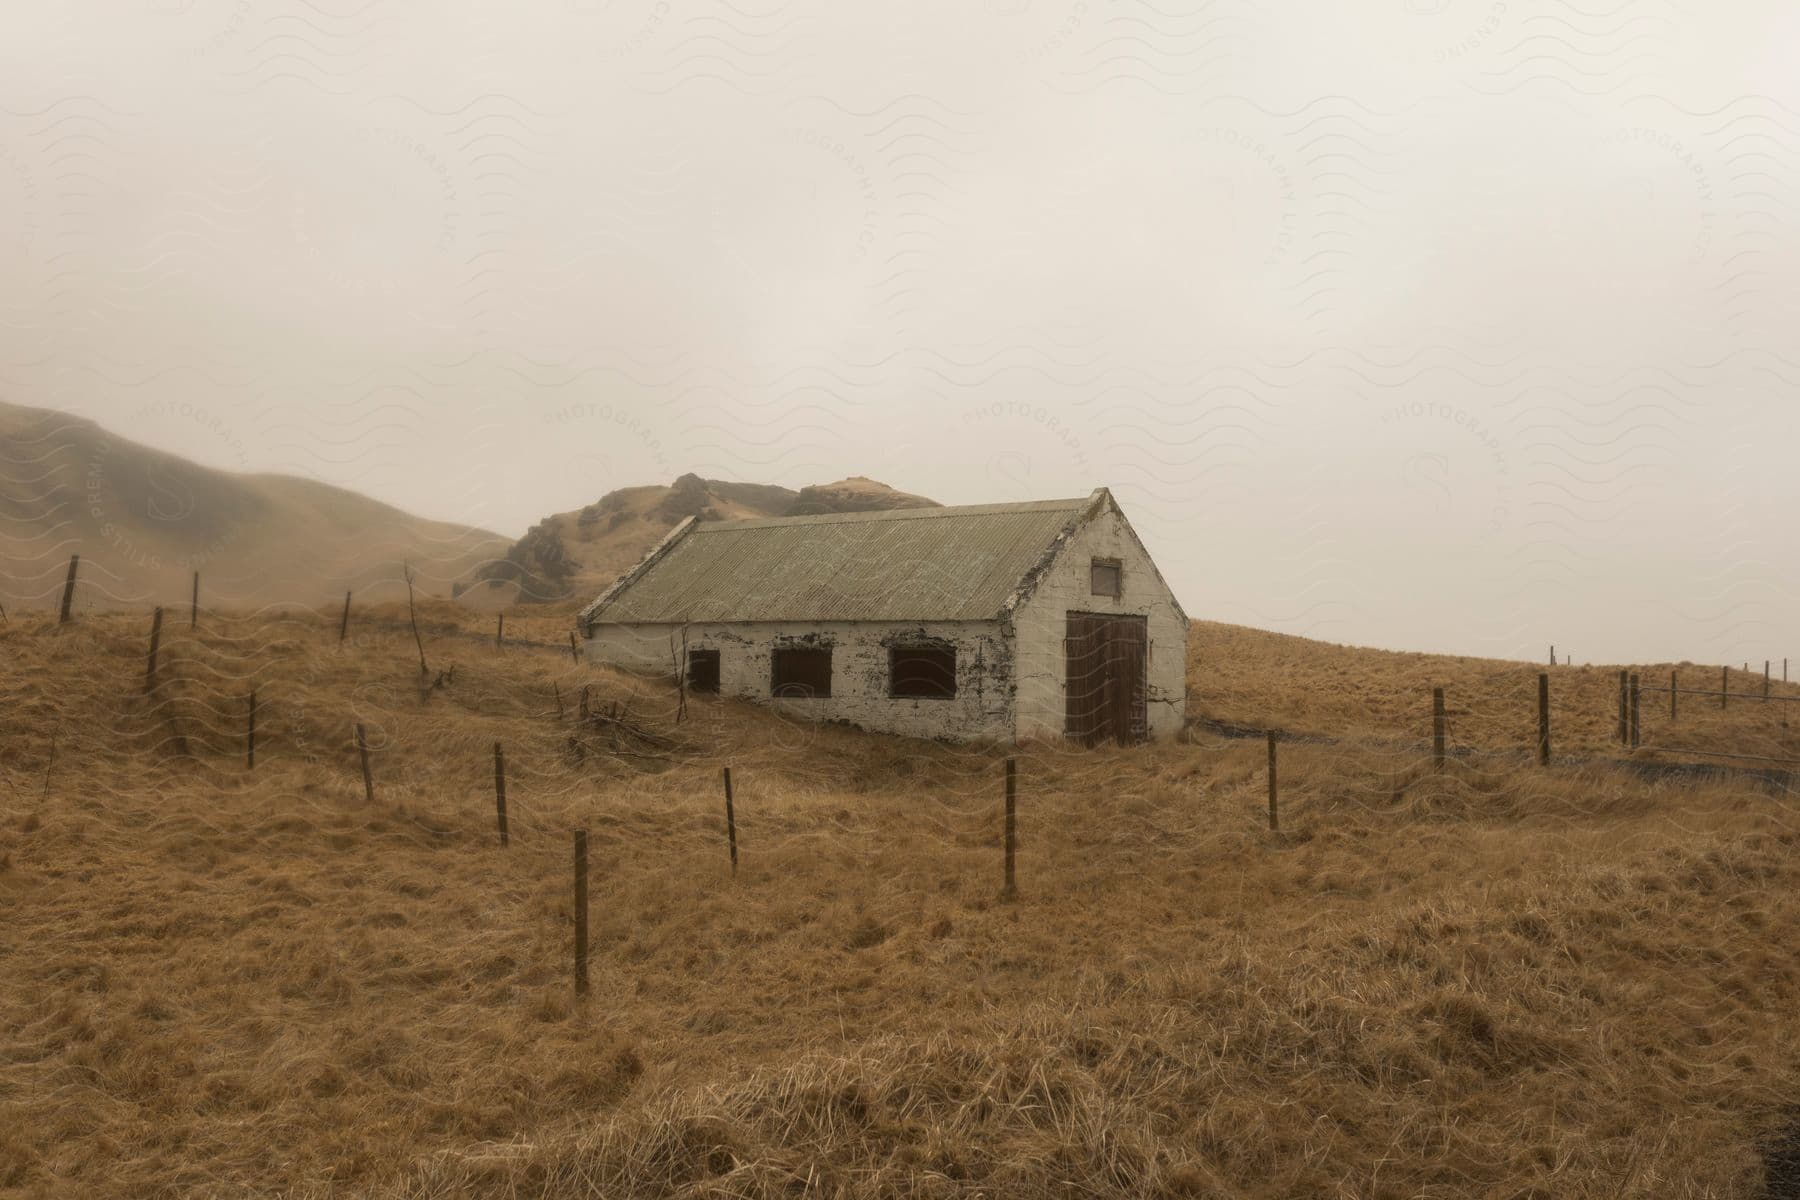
[{"left": 581, "top": 495, "right": 1098, "bottom": 625}]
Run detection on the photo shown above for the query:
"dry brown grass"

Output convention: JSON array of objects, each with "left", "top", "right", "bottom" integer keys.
[
  {"left": 0, "top": 401, "right": 507, "bottom": 616},
  {"left": 1, "top": 608, "right": 1797, "bottom": 1197},
  {"left": 1192, "top": 620, "right": 1800, "bottom": 764}
]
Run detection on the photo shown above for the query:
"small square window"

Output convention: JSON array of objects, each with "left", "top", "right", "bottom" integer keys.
[
  {"left": 771, "top": 646, "right": 832, "bottom": 698},
  {"left": 890, "top": 644, "right": 957, "bottom": 699},
  {"left": 1090, "top": 558, "right": 1122, "bottom": 598}
]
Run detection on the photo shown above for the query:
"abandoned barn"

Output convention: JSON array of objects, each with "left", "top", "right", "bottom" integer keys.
[{"left": 576, "top": 487, "right": 1189, "bottom": 744}]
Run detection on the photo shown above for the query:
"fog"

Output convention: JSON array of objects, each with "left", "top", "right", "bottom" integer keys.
[{"left": 3, "top": 1, "right": 1796, "bottom": 661}]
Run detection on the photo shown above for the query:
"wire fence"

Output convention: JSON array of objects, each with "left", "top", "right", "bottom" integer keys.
[{"left": 10, "top": 605, "right": 1800, "bottom": 1012}]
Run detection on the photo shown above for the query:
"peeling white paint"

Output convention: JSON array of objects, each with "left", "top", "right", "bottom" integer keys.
[
  {"left": 1008, "top": 504, "right": 1188, "bottom": 742},
  {"left": 585, "top": 619, "right": 1015, "bottom": 740},
  {"left": 580, "top": 490, "right": 1189, "bottom": 744}
]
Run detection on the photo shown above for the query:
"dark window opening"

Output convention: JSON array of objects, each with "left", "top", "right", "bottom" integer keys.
[
  {"left": 771, "top": 646, "right": 832, "bottom": 698},
  {"left": 1090, "top": 557, "right": 1122, "bottom": 598},
  {"left": 890, "top": 644, "right": 957, "bottom": 699},
  {"left": 686, "top": 648, "right": 720, "bottom": 694}
]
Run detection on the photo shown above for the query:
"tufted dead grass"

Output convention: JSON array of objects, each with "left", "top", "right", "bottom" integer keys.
[
  {"left": 1191, "top": 620, "right": 1800, "bottom": 764},
  {"left": 0, "top": 608, "right": 1796, "bottom": 1197}
]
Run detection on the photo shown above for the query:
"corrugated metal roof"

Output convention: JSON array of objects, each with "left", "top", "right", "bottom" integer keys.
[{"left": 585, "top": 496, "right": 1095, "bottom": 624}]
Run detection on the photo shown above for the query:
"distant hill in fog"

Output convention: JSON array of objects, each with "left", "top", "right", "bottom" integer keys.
[{"left": 0, "top": 401, "right": 507, "bottom": 613}]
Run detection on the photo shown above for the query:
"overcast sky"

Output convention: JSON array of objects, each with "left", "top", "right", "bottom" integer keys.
[{"left": 3, "top": 1, "right": 1797, "bottom": 662}]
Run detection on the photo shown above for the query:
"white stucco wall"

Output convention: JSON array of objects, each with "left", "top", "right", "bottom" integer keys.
[
  {"left": 583, "top": 619, "right": 1015, "bottom": 741},
  {"left": 1007, "top": 506, "right": 1189, "bottom": 741}
]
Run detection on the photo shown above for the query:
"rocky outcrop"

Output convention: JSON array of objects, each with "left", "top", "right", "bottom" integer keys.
[{"left": 783, "top": 477, "right": 940, "bottom": 517}]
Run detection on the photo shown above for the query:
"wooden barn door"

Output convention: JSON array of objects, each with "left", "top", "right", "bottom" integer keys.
[{"left": 1064, "top": 613, "right": 1148, "bottom": 746}]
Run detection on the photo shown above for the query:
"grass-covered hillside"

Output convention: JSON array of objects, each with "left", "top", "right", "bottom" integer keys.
[{"left": 0, "top": 607, "right": 1795, "bottom": 1197}]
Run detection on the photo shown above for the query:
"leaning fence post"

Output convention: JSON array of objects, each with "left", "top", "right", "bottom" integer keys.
[
  {"left": 573, "top": 829, "right": 589, "bottom": 997},
  {"left": 339, "top": 591, "right": 352, "bottom": 644},
  {"left": 1537, "top": 673, "right": 1550, "bottom": 766},
  {"left": 568, "top": 630, "right": 581, "bottom": 664},
  {"left": 246, "top": 689, "right": 257, "bottom": 769},
  {"left": 356, "top": 723, "right": 374, "bottom": 804},
  {"left": 1002, "top": 757, "right": 1017, "bottom": 899},
  {"left": 1266, "top": 731, "right": 1279, "bottom": 830},
  {"left": 1432, "top": 687, "right": 1446, "bottom": 771},
  {"left": 722, "top": 766, "right": 738, "bottom": 875},
  {"left": 1629, "top": 673, "right": 1640, "bottom": 748},
  {"left": 145, "top": 607, "right": 164, "bottom": 694},
  {"left": 58, "top": 555, "right": 79, "bottom": 623},
  {"left": 493, "top": 741, "right": 509, "bottom": 847}
]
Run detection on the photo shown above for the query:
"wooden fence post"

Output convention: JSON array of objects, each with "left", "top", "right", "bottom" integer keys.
[
  {"left": 190, "top": 571, "right": 199, "bottom": 629},
  {"left": 1537, "top": 673, "right": 1550, "bottom": 766},
  {"left": 1617, "top": 670, "right": 1629, "bottom": 742},
  {"left": 568, "top": 631, "right": 581, "bottom": 664},
  {"left": 356, "top": 724, "right": 374, "bottom": 804},
  {"left": 493, "top": 741, "right": 509, "bottom": 847},
  {"left": 722, "top": 766, "right": 738, "bottom": 874},
  {"left": 1670, "top": 669, "right": 1677, "bottom": 721},
  {"left": 1432, "top": 687, "right": 1446, "bottom": 770},
  {"left": 496, "top": 614, "right": 504, "bottom": 649},
  {"left": 58, "top": 555, "right": 79, "bottom": 623},
  {"left": 246, "top": 689, "right": 257, "bottom": 769},
  {"left": 339, "top": 591, "right": 352, "bottom": 644},
  {"left": 1266, "top": 731, "right": 1279, "bottom": 830},
  {"left": 145, "top": 607, "right": 164, "bottom": 694},
  {"left": 573, "top": 830, "right": 589, "bottom": 997},
  {"left": 1549, "top": 644, "right": 1555, "bottom": 667},
  {"left": 1002, "top": 757, "right": 1017, "bottom": 899},
  {"left": 1722, "top": 665, "right": 1728, "bottom": 709},
  {"left": 1629, "top": 674, "right": 1640, "bottom": 748}
]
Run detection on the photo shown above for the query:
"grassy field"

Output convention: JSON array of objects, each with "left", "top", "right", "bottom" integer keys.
[{"left": 1, "top": 607, "right": 1797, "bottom": 1197}]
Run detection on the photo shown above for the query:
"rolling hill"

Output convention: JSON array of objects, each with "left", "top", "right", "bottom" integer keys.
[
  {"left": 1, "top": 605, "right": 1796, "bottom": 1196},
  {"left": 470, "top": 473, "right": 939, "bottom": 607},
  {"left": 0, "top": 401, "right": 943, "bottom": 617},
  {"left": 0, "top": 401, "right": 509, "bottom": 614}
]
